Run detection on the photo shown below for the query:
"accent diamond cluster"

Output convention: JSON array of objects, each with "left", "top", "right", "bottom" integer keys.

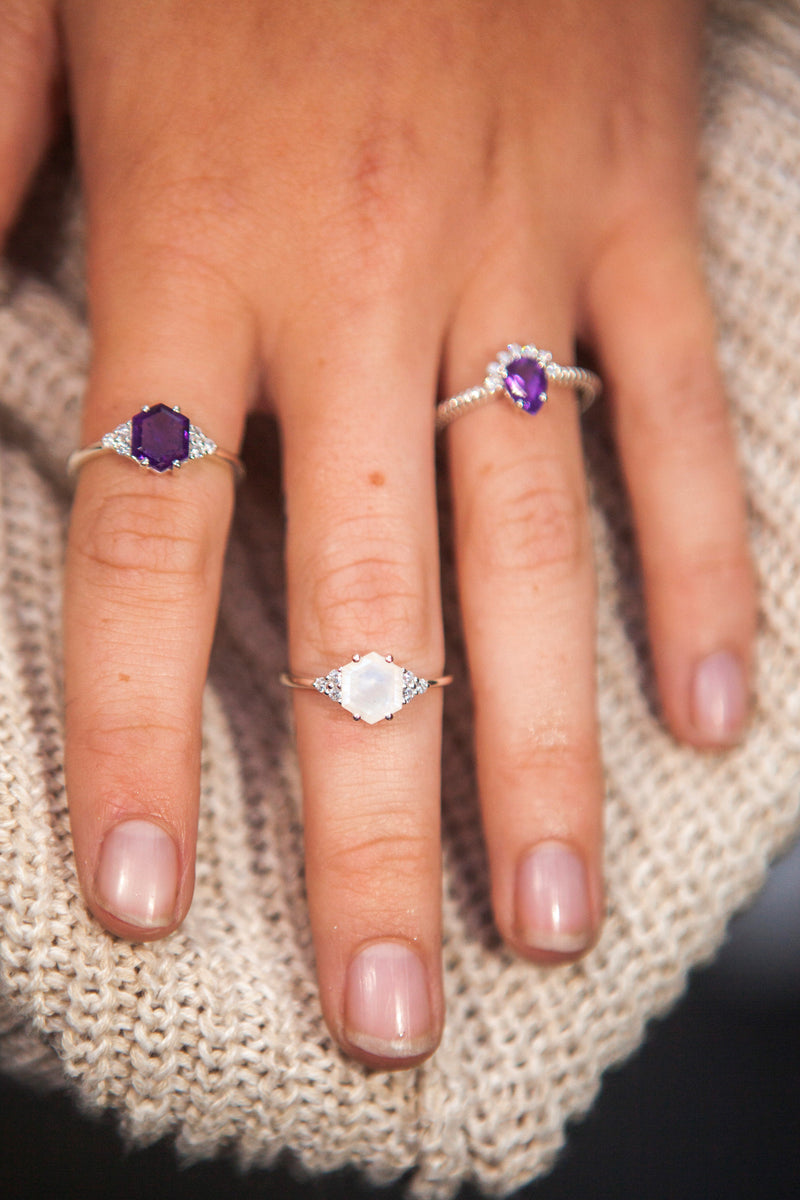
[
  {"left": 101, "top": 404, "right": 217, "bottom": 472},
  {"left": 313, "top": 652, "right": 430, "bottom": 724}
]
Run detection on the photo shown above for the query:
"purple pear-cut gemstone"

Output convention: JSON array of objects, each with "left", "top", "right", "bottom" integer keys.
[
  {"left": 131, "top": 404, "right": 190, "bottom": 471},
  {"left": 503, "top": 357, "right": 548, "bottom": 414}
]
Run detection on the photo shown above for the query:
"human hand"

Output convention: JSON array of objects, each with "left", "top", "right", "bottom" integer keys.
[{"left": 0, "top": 0, "right": 754, "bottom": 1068}]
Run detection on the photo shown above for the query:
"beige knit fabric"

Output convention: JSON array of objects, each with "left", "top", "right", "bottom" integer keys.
[{"left": 1, "top": 1, "right": 799, "bottom": 1194}]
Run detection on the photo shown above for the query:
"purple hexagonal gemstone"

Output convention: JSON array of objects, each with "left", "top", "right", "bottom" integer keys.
[
  {"left": 131, "top": 404, "right": 190, "bottom": 472},
  {"left": 503, "top": 357, "right": 548, "bottom": 414}
]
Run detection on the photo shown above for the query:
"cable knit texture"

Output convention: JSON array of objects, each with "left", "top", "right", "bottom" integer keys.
[{"left": 1, "top": 2, "right": 799, "bottom": 1195}]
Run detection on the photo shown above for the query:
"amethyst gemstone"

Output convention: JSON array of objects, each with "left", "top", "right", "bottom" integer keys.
[
  {"left": 131, "top": 404, "right": 190, "bottom": 471},
  {"left": 503, "top": 357, "right": 548, "bottom": 414}
]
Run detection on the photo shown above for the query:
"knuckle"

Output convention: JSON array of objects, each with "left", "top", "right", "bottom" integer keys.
[
  {"left": 306, "top": 528, "right": 432, "bottom": 653},
  {"left": 468, "top": 459, "right": 587, "bottom": 576},
  {"left": 88, "top": 172, "right": 259, "bottom": 319},
  {"left": 320, "top": 824, "right": 435, "bottom": 908},
  {"left": 652, "top": 539, "right": 754, "bottom": 606},
  {"left": 73, "top": 487, "right": 213, "bottom": 594},
  {"left": 70, "top": 708, "right": 197, "bottom": 798},
  {"left": 97, "top": 222, "right": 251, "bottom": 323},
  {"left": 317, "top": 121, "right": 432, "bottom": 292},
  {"left": 344, "top": 118, "right": 422, "bottom": 241},
  {"left": 80, "top": 717, "right": 193, "bottom": 769},
  {"left": 490, "top": 730, "right": 599, "bottom": 798}
]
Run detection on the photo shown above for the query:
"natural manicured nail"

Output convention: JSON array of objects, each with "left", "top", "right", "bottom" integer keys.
[
  {"left": 691, "top": 650, "right": 748, "bottom": 744},
  {"left": 344, "top": 941, "right": 434, "bottom": 1060},
  {"left": 515, "top": 841, "right": 593, "bottom": 955},
  {"left": 94, "top": 819, "right": 179, "bottom": 929}
]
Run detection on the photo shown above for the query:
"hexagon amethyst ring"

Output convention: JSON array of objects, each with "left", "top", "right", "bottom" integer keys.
[
  {"left": 67, "top": 404, "right": 245, "bottom": 481},
  {"left": 435, "top": 344, "right": 602, "bottom": 432},
  {"left": 280, "top": 652, "right": 452, "bottom": 725}
]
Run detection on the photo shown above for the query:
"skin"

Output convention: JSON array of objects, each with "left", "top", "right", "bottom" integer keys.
[{"left": 0, "top": 0, "right": 755, "bottom": 1068}]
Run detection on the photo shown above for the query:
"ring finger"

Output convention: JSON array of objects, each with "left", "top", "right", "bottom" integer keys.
[{"left": 444, "top": 278, "right": 604, "bottom": 961}]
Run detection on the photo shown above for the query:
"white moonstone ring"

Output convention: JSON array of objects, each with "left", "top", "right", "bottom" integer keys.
[{"left": 280, "top": 652, "right": 452, "bottom": 724}]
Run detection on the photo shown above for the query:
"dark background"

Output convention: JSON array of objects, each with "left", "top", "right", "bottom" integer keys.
[{"left": 2, "top": 843, "right": 799, "bottom": 1200}]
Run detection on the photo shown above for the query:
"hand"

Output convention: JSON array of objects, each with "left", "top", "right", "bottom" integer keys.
[{"left": 0, "top": 0, "right": 755, "bottom": 1068}]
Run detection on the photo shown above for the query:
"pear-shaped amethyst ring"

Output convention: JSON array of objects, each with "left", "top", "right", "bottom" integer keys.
[
  {"left": 67, "top": 404, "right": 244, "bottom": 481},
  {"left": 435, "top": 344, "right": 601, "bottom": 432}
]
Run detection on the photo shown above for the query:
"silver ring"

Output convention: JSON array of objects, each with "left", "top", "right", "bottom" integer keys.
[
  {"left": 435, "top": 343, "right": 601, "bottom": 432},
  {"left": 67, "top": 404, "right": 245, "bottom": 481},
  {"left": 280, "top": 651, "right": 452, "bottom": 724}
]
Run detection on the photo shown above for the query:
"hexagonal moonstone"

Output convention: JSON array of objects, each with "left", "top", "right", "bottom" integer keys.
[{"left": 340, "top": 652, "right": 405, "bottom": 724}]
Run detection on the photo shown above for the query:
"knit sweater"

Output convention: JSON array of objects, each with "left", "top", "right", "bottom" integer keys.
[{"left": 1, "top": 1, "right": 799, "bottom": 1194}]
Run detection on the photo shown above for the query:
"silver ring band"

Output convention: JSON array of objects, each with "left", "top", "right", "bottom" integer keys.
[{"left": 436, "top": 344, "right": 601, "bottom": 432}]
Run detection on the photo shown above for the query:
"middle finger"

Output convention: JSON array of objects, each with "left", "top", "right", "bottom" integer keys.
[{"left": 276, "top": 308, "right": 446, "bottom": 1068}]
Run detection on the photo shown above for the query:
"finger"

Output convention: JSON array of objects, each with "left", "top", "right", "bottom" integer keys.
[
  {"left": 64, "top": 231, "right": 256, "bottom": 940},
  {"left": 0, "top": 0, "right": 61, "bottom": 239},
  {"left": 276, "top": 313, "right": 445, "bottom": 1068},
  {"left": 60, "top": 13, "right": 262, "bottom": 939},
  {"left": 586, "top": 221, "right": 756, "bottom": 747},
  {"left": 445, "top": 277, "right": 604, "bottom": 962}
]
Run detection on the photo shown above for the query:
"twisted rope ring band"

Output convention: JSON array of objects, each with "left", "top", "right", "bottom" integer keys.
[{"left": 436, "top": 344, "right": 601, "bottom": 432}]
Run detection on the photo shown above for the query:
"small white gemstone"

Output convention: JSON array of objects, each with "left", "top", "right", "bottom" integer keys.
[
  {"left": 340, "top": 651, "right": 404, "bottom": 724},
  {"left": 402, "top": 668, "right": 429, "bottom": 705},
  {"left": 102, "top": 420, "right": 132, "bottom": 456},
  {"left": 188, "top": 426, "right": 217, "bottom": 459},
  {"left": 314, "top": 668, "right": 342, "bottom": 701}
]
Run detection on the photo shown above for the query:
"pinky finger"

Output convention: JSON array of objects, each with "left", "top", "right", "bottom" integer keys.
[
  {"left": 0, "top": 0, "right": 62, "bottom": 241},
  {"left": 586, "top": 224, "right": 756, "bottom": 748}
]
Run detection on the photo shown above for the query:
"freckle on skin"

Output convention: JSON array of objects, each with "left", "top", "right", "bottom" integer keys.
[
  {"left": 368, "top": 471, "right": 385, "bottom": 487},
  {"left": 119, "top": 673, "right": 130, "bottom": 682}
]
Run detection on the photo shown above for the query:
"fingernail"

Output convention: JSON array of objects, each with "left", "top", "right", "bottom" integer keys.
[
  {"left": 344, "top": 941, "right": 434, "bottom": 1060},
  {"left": 691, "top": 650, "right": 748, "bottom": 744},
  {"left": 95, "top": 819, "right": 179, "bottom": 929},
  {"left": 515, "top": 841, "right": 593, "bottom": 955}
]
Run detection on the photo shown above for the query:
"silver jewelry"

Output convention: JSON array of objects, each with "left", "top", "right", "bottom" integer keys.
[
  {"left": 67, "top": 404, "right": 244, "bottom": 481},
  {"left": 435, "top": 344, "right": 601, "bottom": 432},
  {"left": 280, "top": 651, "right": 452, "bottom": 724}
]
